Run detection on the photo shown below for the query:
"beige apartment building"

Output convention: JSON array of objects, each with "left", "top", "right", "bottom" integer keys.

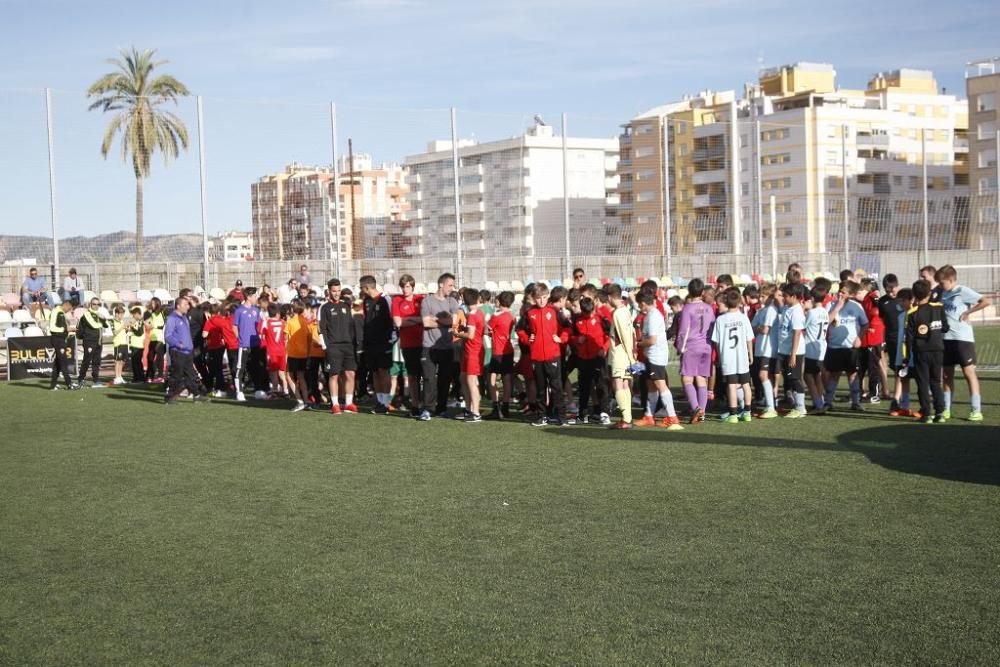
[
  {"left": 617, "top": 63, "right": 974, "bottom": 259},
  {"left": 967, "top": 57, "right": 1000, "bottom": 239},
  {"left": 251, "top": 159, "right": 409, "bottom": 261}
]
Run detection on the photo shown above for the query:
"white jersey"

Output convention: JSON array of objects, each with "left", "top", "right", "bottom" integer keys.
[
  {"left": 752, "top": 304, "right": 780, "bottom": 358},
  {"left": 711, "top": 311, "right": 754, "bottom": 375},
  {"left": 804, "top": 306, "right": 830, "bottom": 361}
]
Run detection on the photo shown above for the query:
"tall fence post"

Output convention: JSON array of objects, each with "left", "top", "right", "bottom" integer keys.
[
  {"left": 450, "top": 107, "right": 463, "bottom": 285},
  {"left": 842, "top": 123, "right": 850, "bottom": 270},
  {"left": 561, "top": 112, "right": 571, "bottom": 281},
  {"left": 769, "top": 195, "right": 777, "bottom": 280},
  {"left": 754, "top": 117, "right": 763, "bottom": 276},
  {"left": 995, "top": 129, "right": 1000, "bottom": 273},
  {"left": 330, "top": 102, "right": 343, "bottom": 279},
  {"left": 196, "top": 96, "right": 210, "bottom": 292},
  {"left": 660, "top": 116, "right": 672, "bottom": 278},
  {"left": 921, "top": 127, "right": 930, "bottom": 267},
  {"left": 45, "top": 88, "right": 60, "bottom": 287}
]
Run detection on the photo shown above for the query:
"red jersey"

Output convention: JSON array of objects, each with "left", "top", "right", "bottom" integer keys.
[
  {"left": 517, "top": 305, "right": 569, "bottom": 362},
  {"left": 860, "top": 291, "right": 884, "bottom": 347},
  {"left": 573, "top": 312, "right": 609, "bottom": 360},
  {"left": 487, "top": 310, "right": 515, "bottom": 356},
  {"left": 391, "top": 294, "right": 424, "bottom": 349},
  {"left": 203, "top": 315, "right": 228, "bottom": 350},
  {"left": 464, "top": 309, "right": 485, "bottom": 357},
  {"left": 262, "top": 318, "right": 287, "bottom": 357},
  {"left": 221, "top": 314, "right": 239, "bottom": 350}
]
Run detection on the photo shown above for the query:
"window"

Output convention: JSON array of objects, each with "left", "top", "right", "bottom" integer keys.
[
  {"left": 783, "top": 228, "right": 793, "bottom": 237},
  {"left": 776, "top": 202, "right": 792, "bottom": 213},
  {"left": 977, "top": 93, "right": 997, "bottom": 112},
  {"left": 741, "top": 183, "right": 750, "bottom": 195},
  {"left": 763, "top": 177, "right": 791, "bottom": 190},
  {"left": 636, "top": 191, "right": 656, "bottom": 203},
  {"left": 676, "top": 122, "right": 687, "bottom": 134},
  {"left": 740, "top": 158, "right": 749, "bottom": 172},
  {"left": 893, "top": 175, "right": 903, "bottom": 186},
  {"left": 637, "top": 215, "right": 653, "bottom": 224},
  {"left": 637, "top": 124, "right": 655, "bottom": 135},
  {"left": 762, "top": 152, "right": 791, "bottom": 166},
  {"left": 826, "top": 150, "right": 840, "bottom": 165},
  {"left": 980, "top": 177, "right": 996, "bottom": 195},
  {"left": 828, "top": 126, "right": 838, "bottom": 138},
  {"left": 680, "top": 144, "right": 689, "bottom": 156},
  {"left": 636, "top": 168, "right": 656, "bottom": 181},
  {"left": 980, "top": 149, "right": 998, "bottom": 169},
  {"left": 978, "top": 121, "right": 997, "bottom": 141},
  {"left": 740, "top": 134, "right": 748, "bottom": 148},
  {"left": 635, "top": 146, "right": 654, "bottom": 158},
  {"left": 909, "top": 176, "right": 921, "bottom": 190},
  {"left": 761, "top": 128, "right": 789, "bottom": 141}
]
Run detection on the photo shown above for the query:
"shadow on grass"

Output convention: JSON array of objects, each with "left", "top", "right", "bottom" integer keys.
[{"left": 545, "top": 423, "right": 1000, "bottom": 487}]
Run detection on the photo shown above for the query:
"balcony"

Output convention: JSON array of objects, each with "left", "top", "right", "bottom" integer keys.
[
  {"left": 692, "top": 168, "right": 727, "bottom": 185},
  {"left": 693, "top": 192, "right": 728, "bottom": 208},
  {"left": 692, "top": 145, "right": 727, "bottom": 161},
  {"left": 856, "top": 134, "right": 890, "bottom": 147}
]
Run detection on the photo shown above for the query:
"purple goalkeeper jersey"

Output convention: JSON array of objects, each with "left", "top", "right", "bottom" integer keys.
[{"left": 675, "top": 301, "right": 716, "bottom": 354}]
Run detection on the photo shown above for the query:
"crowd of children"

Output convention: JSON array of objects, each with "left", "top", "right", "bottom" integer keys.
[{"left": 50, "top": 264, "right": 992, "bottom": 426}]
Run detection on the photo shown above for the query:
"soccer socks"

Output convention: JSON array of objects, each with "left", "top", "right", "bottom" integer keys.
[
  {"left": 736, "top": 387, "right": 745, "bottom": 410},
  {"left": 795, "top": 392, "right": 807, "bottom": 413},
  {"left": 683, "top": 382, "right": 699, "bottom": 412},
  {"left": 824, "top": 379, "right": 837, "bottom": 406},
  {"left": 659, "top": 390, "right": 676, "bottom": 418},
  {"left": 944, "top": 391, "right": 952, "bottom": 411},
  {"left": 696, "top": 385, "right": 709, "bottom": 412},
  {"left": 900, "top": 392, "right": 911, "bottom": 410},
  {"left": 345, "top": 393, "right": 353, "bottom": 405},
  {"left": 615, "top": 388, "right": 633, "bottom": 423},
  {"left": 761, "top": 379, "right": 775, "bottom": 411},
  {"left": 849, "top": 378, "right": 861, "bottom": 406},
  {"left": 646, "top": 394, "right": 657, "bottom": 417},
  {"left": 971, "top": 394, "right": 982, "bottom": 412}
]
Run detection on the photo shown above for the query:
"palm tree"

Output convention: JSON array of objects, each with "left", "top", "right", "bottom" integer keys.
[{"left": 87, "top": 47, "right": 190, "bottom": 264}]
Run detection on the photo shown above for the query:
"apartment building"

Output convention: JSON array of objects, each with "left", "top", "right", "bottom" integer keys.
[
  {"left": 618, "top": 63, "right": 974, "bottom": 257},
  {"left": 251, "top": 160, "right": 409, "bottom": 261},
  {"left": 402, "top": 124, "right": 618, "bottom": 258},
  {"left": 208, "top": 230, "right": 254, "bottom": 262},
  {"left": 967, "top": 57, "right": 1000, "bottom": 240}
]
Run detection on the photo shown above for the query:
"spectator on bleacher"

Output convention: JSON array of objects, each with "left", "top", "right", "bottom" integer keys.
[
  {"left": 572, "top": 268, "right": 587, "bottom": 290},
  {"left": 62, "top": 268, "right": 83, "bottom": 306},
  {"left": 298, "top": 265, "right": 311, "bottom": 286},
  {"left": 277, "top": 279, "right": 297, "bottom": 304},
  {"left": 20, "top": 267, "right": 48, "bottom": 313},
  {"left": 76, "top": 295, "right": 108, "bottom": 387},
  {"left": 164, "top": 296, "right": 208, "bottom": 405},
  {"left": 228, "top": 280, "right": 245, "bottom": 302}
]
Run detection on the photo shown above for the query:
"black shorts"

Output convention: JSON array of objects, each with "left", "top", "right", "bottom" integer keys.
[
  {"left": 324, "top": 343, "right": 357, "bottom": 374},
  {"left": 824, "top": 348, "right": 859, "bottom": 374},
  {"left": 114, "top": 345, "right": 128, "bottom": 362},
  {"left": 943, "top": 340, "right": 976, "bottom": 368},
  {"left": 488, "top": 353, "right": 514, "bottom": 375},
  {"left": 723, "top": 372, "right": 751, "bottom": 385},
  {"left": 804, "top": 358, "right": 823, "bottom": 375},
  {"left": 645, "top": 363, "right": 667, "bottom": 381},
  {"left": 288, "top": 357, "right": 307, "bottom": 374},
  {"left": 364, "top": 345, "right": 393, "bottom": 370},
  {"left": 402, "top": 347, "right": 423, "bottom": 377},
  {"left": 885, "top": 337, "right": 899, "bottom": 370},
  {"left": 757, "top": 356, "right": 777, "bottom": 373}
]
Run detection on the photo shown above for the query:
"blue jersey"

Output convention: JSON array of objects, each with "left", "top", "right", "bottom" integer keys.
[
  {"left": 827, "top": 299, "right": 868, "bottom": 349},
  {"left": 752, "top": 304, "right": 780, "bottom": 359},
  {"left": 777, "top": 303, "right": 806, "bottom": 356},
  {"left": 940, "top": 285, "right": 981, "bottom": 342},
  {"left": 804, "top": 306, "right": 829, "bottom": 361}
]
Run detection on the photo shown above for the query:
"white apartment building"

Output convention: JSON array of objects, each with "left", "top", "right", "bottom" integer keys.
[
  {"left": 209, "top": 231, "right": 254, "bottom": 262},
  {"left": 402, "top": 124, "right": 618, "bottom": 258}
]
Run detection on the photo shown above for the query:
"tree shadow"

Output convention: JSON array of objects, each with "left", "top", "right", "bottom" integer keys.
[{"left": 544, "top": 423, "right": 1000, "bottom": 487}]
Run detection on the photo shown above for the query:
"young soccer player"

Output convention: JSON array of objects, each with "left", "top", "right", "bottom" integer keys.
[
  {"left": 485, "top": 291, "right": 516, "bottom": 420},
  {"left": 127, "top": 306, "right": 147, "bottom": 384},
  {"left": 521, "top": 285, "right": 570, "bottom": 426},
  {"left": 776, "top": 283, "right": 808, "bottom": 418},
  {"left": 201, "top": 303, "right": 227, "bottom": 397},
  {"left": 454, "top": 289, "right": 485, "bottom": 422},
  {"left": 936, "top": 264, "right": 990, "bottom": 421},
  {"left": 889, "top": 288, "right": 915, "bottom": 417},
  {"left": 803, "top": 286, "right": 830, "bottom": 414},
  {"left": 823, "top": 280, "right": 869, "bottom": 412},
  {"left": 605, "top": 283, "right": 635, "bottom": 429},
  {"left": 675, "top": 278, "right": 716, "bottom": 423},
  {"left": 877, "top": 274, "right": 903, "bottom": 412},
  {"left": 751, "top": 285, "right": 783, "bottom": 418},
  {"left": 711, "top": 287, "right": 754, "bottom": 423},
  {"left": 285, "top": 301, "right": 311, "bottom": 410},
  {"left": 392, "top": 274, "right": 424, "bottom": 416},
  {"left": 111, "top": 305, "right": 128, "bottom": 385},
  {"left": 571, "top": 296, "right": 612, "bottom": 425},
  {"left": 905, "top": 279, "right": 949, "bottom": 423},
  {"left": 262, "top": 303, "right": 290, "bottom": 399},
  {"left": 636, "top": 292, "right": 683, "bottom": 430},
  {"left": 858, "top": 277, "right": 887, "bottom": 403}
]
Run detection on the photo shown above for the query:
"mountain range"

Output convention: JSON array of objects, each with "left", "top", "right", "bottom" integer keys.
[{"left": 0, "top": 231, "right": 204, "bottom": 264}]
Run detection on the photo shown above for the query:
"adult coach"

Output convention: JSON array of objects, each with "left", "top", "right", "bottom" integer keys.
[
  {"left": 76, "top": 295, "right": 107, "bottom": 387},
  {"left": 48, "top": 300, "right": 76, "bottom": 390},
  {"left": 417, "top": 273, "right": 459, "bottom": 421},
  {"left": 164, "top": 296, "right": 208, "bottom": 405},
  {"left": 318, "top": 279, "right": 359, "bottom": 413},
  {"left": 360, "top": 275, "right": 395, "bottom": 414}
]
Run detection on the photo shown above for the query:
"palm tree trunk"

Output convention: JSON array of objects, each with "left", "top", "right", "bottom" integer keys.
[{"left": 135, "top": 175, "right": 144, "bottom": 269}]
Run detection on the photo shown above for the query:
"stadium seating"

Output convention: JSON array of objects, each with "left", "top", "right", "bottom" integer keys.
[
  {"left": 510, "top": 280, "right": 525, "bottom": 292},
  {"left": 47, "top": 291, "right": 62, "bottom": 306},
  {"left": 485, "top": 281, "right": 499, "bottom": 293},
  {"left": 207, "top": 288, "right": 225, "bottom": 301},
  {"left": 3, "top": 327, "right": 23, "bottom": 339},
  {"left": 136, "top": 289, "right": 153, "bottom": 303},
  {"left": 152, "top": 288, "right": 172, "bottom": 302},
  {"left": 1, "top": 293, "right": 19, "bottom": 309},
  {"left": 119, "top": 289, "right": 137, "bottom": 303},
  {"left": 100, "top": 290, "right": 118, "bottom": 304},
  {"left": 12, "top": 309, "right": 33, "bottom": 326},
  {"left": 22, "top": 325, "right": 44, "bottom": 337}
]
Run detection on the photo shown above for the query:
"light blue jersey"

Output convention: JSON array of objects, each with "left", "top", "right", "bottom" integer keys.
[
  {"left": 804, "top": 306, "right": 829, "bottom": 361},
  {"left": 752, "top": 304, "right": 780, "bottom": 359},
  {"left": 642, "top": 307, "right": 669, "bottom": 366},
  {"left": 826, "top": 299, "right": 868, "bottom": 349},
  {"left": 941, "top": 285, "right": 981, "bottom": 343},
  {"left": 712, "top": 311, "right": 754, "bottom": 375},
  {"left": 777, "top": 303, "right": 806, "bottom": 356}
]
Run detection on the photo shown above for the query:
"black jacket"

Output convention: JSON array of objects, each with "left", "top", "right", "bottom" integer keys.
[{"left": 318, "top": 299, "right": 356, "bottom": 347}]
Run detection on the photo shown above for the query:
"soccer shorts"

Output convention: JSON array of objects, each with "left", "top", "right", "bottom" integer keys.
[
  {"left": 804, "top": 358, "right": 822, "bottom": 375},
  {"left": 943, "top": 340, "right": 976, "bottom": 368},
  {"left": 488, "top": 353, "right": 514, "bottom": 375},
  {"left": 267, "top": 353, "right": 288, "bottom": 373},
  {"left": 364, "top": 345, "right": 393, "bottom": 370},
  {"left": 680, "top": 347, "right": 712, "bottom": 378},
  {"left": 757, "top": 356, "right": 777, "bottom": 373},
  {"left": 113, "top": 345, "right": 129, "bottom": 362},
  {"left": 724, "top": 372, "right": 752, "bottom": 385},
  {"left": 324, "top": 343, "right": 357, "bottom": 375},
  {"left": 645, "top": 363, "right": 667, "bottom": 382},
  {"left": 608, "top": 347, "right": 631, "bottom": 379},
  {"left": 402, "top": 347, "right": 423, "bottom": 377},
  {"left": 461, "top": 348, "right": 484, "bottom": 376},
  {"left": 287, "top": 357, "right": 307, "bottom": 374},
  {"left": 824, "top": 348, "right": 859, "bottom": 374}
]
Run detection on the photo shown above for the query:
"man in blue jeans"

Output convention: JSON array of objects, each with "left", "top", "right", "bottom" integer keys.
[{"left": 20, "top": 267, "right": 49, "bottom": 314}]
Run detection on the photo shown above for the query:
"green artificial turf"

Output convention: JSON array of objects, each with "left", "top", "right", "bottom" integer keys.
[{"left": 2, "top": 347, "right": 1000, "bottom": 664}]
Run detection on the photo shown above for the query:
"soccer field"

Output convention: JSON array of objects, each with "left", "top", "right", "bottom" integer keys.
[{"left": 2, "top": 366, "right": 999, "bottom": 663}]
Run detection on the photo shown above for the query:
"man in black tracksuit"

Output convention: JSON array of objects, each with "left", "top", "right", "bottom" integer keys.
[
  {"left": 48, "top": 300, "right": 76, "bottom": 390},
  {"left": 318, "top": 279, "right": 359, "bottom": 412},
  {"left": 77, "top": 296, "right": 108, "bottom": 386},
  {"left": 905, "top": 279, "right": 949, "bottom": 423}
]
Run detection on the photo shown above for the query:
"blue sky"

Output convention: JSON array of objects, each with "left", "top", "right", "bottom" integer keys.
[{"left": 0, "top": 0, "right": 997, "bottom": 239}]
